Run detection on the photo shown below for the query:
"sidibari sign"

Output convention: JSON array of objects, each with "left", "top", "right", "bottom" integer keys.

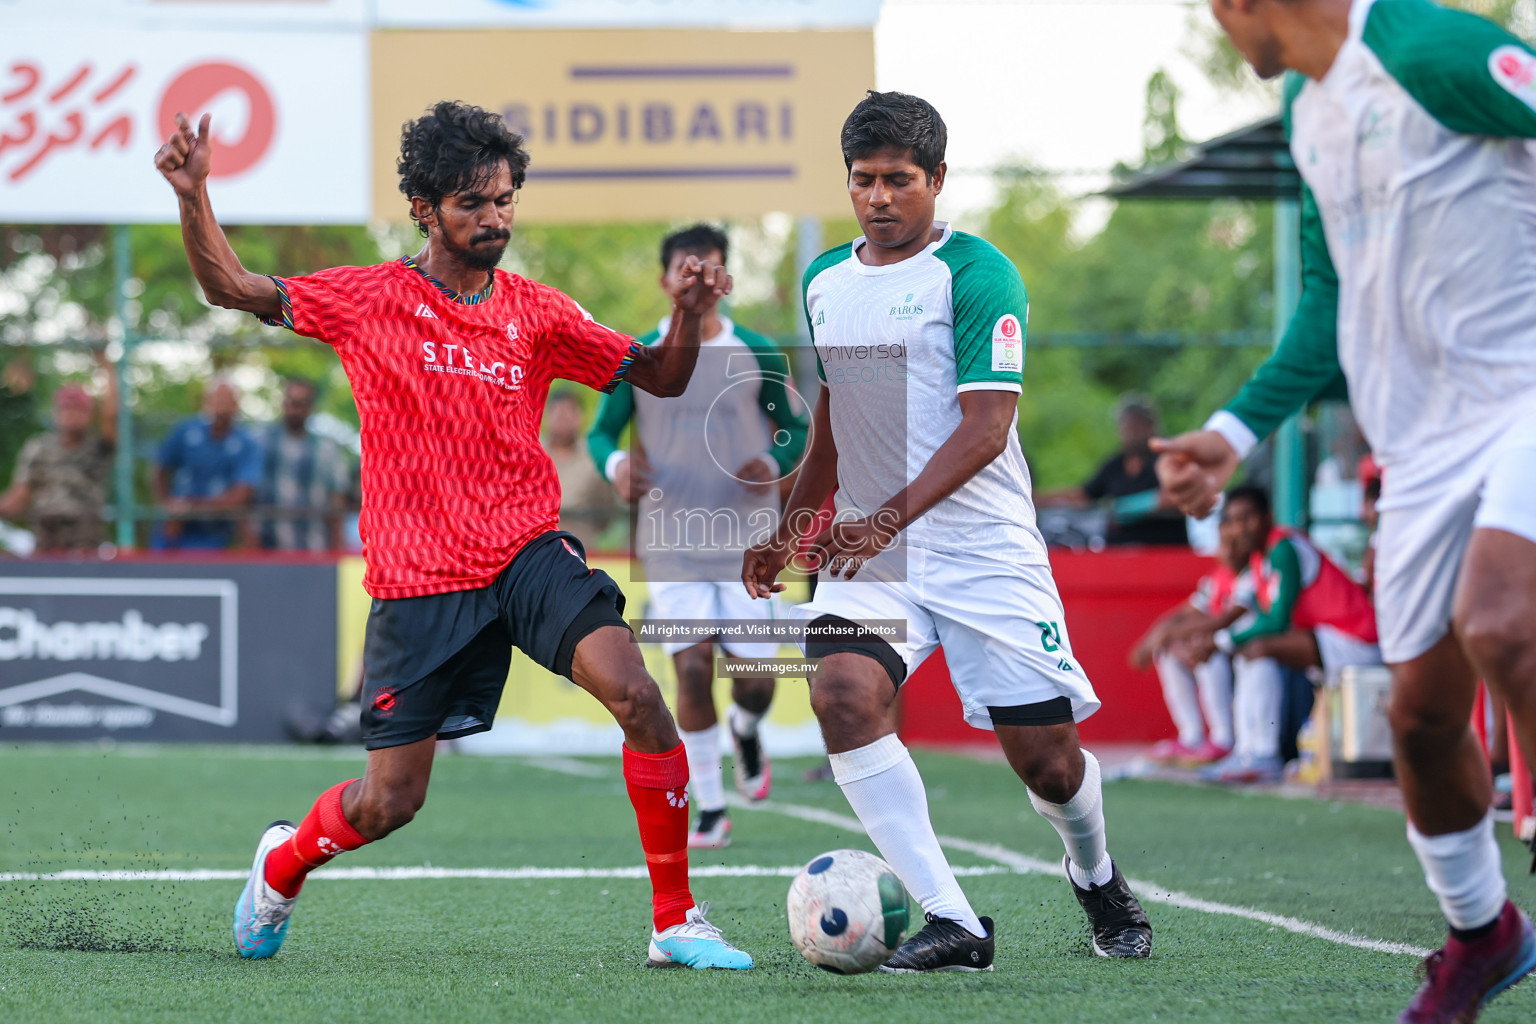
[
  {"left": 371, "top": 29, "right": 875, "bottom": 223},
  {"left": 0, "top": 564, "right": 335, "bottom": 742}
]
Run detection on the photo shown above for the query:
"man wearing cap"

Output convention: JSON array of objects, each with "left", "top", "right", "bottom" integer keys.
[{"left": 0, "top": 350, "right": 118, "bottom": 553}]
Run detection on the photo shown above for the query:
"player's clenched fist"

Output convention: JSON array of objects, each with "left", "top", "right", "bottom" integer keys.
[
  {"left": 672, "top": 254, "right": 733, "bottom": 316},
  {"left": 155, "top": 112, "right": 213, "bottom": 197}
]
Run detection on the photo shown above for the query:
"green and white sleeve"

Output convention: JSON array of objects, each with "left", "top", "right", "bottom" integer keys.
[
  {"left": 802, "top": 244, "right": 852, "bottom": 384},
  {"left": 937, "top": 236, "right": 1030, "bottom": 393},
  {"left": 1229, "top": 539, "right": 1302, "bottom": 645},
  {"left": 1365, "top": 0, "right": 1536, "bottom": 138},
  {"left": 1210, "top": 185, "right": 1347, "bottom": 456},
  {"left": 1207, "top": 73, "right": 1346, "bottom": 457}
]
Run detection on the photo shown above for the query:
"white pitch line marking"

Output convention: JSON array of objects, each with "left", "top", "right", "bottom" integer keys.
[
  {"left": 517, "top": 756, "right": 611, "bottom": 778},
  {"left": 0, "top": 865, "right": 1012, "bottom": 883},
  {"left": 729, "top": 796, "right": 1433, "bottom": 960}
]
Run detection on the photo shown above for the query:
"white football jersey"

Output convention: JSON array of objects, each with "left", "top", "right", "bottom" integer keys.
[
  {"left": 1214, "top": 0, "right": 1536, "bottom": 510},
  {"left": 803, "top": 224, "right": 1046, "bottom": 564}
]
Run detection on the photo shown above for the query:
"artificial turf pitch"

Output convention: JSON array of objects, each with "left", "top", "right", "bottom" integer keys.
[{"left": 2, "top": 744, "right": 1533, "bottom": 1023}]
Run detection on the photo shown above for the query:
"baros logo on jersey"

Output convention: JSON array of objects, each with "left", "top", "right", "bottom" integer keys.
[
  {"left": 421, "top": 341, "right": 525, "bottom": 392},
  {"left": 1490, "top": 46, "right": 1536, "bottom": 113},
  {"left": 991, "top": 313, "right": 1024, "bottom": 373},
  {"left": 888, "top": 292, "right": 924, "bottom": 320}
]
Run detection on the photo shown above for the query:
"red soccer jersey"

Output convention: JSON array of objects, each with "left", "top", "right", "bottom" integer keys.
[
  {"left": 262, "top": 257, "right": 636, "bottom": 599},
  {"left": 1252, "top": 527, "right": 1378, "bottom": 644}
]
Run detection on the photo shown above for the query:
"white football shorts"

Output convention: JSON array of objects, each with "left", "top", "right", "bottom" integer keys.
[
  {"left": 645, "top": 579, "right": 784, "bottom": 658},
  {"left": 792, "top": 545, "right": 1100, "bottom": 730},
  {"left": 1374, "top": 407, "right": 1536, "bottom": 663}
]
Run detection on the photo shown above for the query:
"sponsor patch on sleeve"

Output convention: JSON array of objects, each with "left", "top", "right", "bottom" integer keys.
[
  {"left": 1489, "top": 46, "right": 1536, "bottom": 113},
  {"left": 991, "top": 313, "right": 1024, "bottom": 373}
]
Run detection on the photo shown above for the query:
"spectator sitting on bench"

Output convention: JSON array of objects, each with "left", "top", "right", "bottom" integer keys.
[
  {"left": 1186, "top": 486, "right": 1382, "bottom": 783},
  {"left": 1129, "top": 523, "right": 1250, "bottom": 766}
]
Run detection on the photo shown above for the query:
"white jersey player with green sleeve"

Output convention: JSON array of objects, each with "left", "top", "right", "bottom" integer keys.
[
  {"left": 798, "top": 223, "right": 1099, "bottom": 727},
  {"left": 1202, "top": 0, "right": 1536, "bottom": 664},
  {"left": 804, "top": 222, "right": 1046, "bottom": 564}
]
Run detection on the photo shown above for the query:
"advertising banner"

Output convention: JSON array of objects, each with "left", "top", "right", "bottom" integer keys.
[
  {"left": 0, "top": 562, "right": 337, "bottom": 743},
  {"left": 0, "top": 30, "right": 369, "bottom": 224},
  {"left": 371, "top": 29, "right": 875, "bottom": 223},
  {"left": 2, "top": 0, "right": 370, "bottom": 30},
  {"left": 373, "top": 0, "right": 880, "bottom": 30},
  {"left": 1, "top": 0, "right": 870, "bottom": 31}
]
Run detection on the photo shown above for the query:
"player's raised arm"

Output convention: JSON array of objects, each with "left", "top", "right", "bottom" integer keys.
[
  {"left": 154, "top": 113, "right": 281, "bottom": 322},
  {"left": 623, "top": 255, "right": 731, "bottom": 398}
]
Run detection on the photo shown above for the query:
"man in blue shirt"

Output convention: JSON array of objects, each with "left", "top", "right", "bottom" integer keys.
[{"left": 154, "top": 377, "right": 262, "bottom": 549}]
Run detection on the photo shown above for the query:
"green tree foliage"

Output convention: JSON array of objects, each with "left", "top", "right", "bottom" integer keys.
[
  {"left": 508, "top": 222, "right": 674, "bottom": 340},
  {"left": 1141, "top": 69, "right": 1189, "bottom": 168},
  {"left": 982, "top": 70, "right": 1275, "bottom": 489}
]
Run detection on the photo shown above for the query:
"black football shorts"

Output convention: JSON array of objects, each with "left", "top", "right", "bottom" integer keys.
[{"left": 359, "top": 530, "right": 628, "bottom": 750}]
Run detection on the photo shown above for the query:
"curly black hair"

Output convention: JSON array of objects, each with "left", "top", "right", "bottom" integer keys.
[
  {"left": 840, "top": 90, "right": 947, "bottom": 182},
  {"left": 397, "top": 101, "right": 531, "bottom": 237}
]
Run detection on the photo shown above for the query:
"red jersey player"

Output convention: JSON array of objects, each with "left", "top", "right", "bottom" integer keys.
[{"left": 154, "top": 101, "right": 752, "bottom": 969}]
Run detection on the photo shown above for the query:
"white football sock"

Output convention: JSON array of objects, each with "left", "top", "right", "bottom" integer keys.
[
  {"left": 830, "top": 734, "right": 986, "bottom": 938},
  {"left": 1155, "top": 653, "right": 1205, "bottom": 748},
  {"left": 1407, "top": 809, "right": 1507, "bottom": 931},
  {"left": 679, "top": 726, "right": 726, "bottom": 813},
  {"left": 728, "top": 703, "right": 763, "bottom": 738},
  {"left": 1196, "top": 654, "right": 1234, "bottom": 750},
  {"left": 1233, "top": 656, "right": 1283, "bottom": 759},
  {"left": 1030, "top": 749, "right": 1114, "bottom": 889}
]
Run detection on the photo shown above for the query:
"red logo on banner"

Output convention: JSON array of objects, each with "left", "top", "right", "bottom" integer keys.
[{"left": 157, "top": 62, "right": 276, "bottom": 178}]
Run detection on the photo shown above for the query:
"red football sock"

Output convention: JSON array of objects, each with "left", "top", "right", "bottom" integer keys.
[
  {"left": 263, "top": 779, "right": 369, "bottom": 899},
  {"left": 623, "top": 744, "right": 694, "bottom": 932}
]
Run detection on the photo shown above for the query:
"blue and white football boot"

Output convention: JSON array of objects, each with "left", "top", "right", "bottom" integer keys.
[
  {"left": 646, "top": 901, "right": 755, "bottom": 970},
  {"left": 233, "top": 820, "right": 299, "bottom": 959}
]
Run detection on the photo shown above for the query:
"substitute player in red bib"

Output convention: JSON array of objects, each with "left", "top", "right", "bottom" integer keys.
[{"left": 154, "top": 101, "right": 752, "bottom": 969}]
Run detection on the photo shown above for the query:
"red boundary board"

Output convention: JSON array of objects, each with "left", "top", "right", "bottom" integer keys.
[{"left": 898, "top": 548, "right": 1211, "bottom": 747}]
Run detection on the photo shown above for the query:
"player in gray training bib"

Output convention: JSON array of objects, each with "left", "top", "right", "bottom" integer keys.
[{"left": 590, "top": 224, "right": 809, "bottom": 849}]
